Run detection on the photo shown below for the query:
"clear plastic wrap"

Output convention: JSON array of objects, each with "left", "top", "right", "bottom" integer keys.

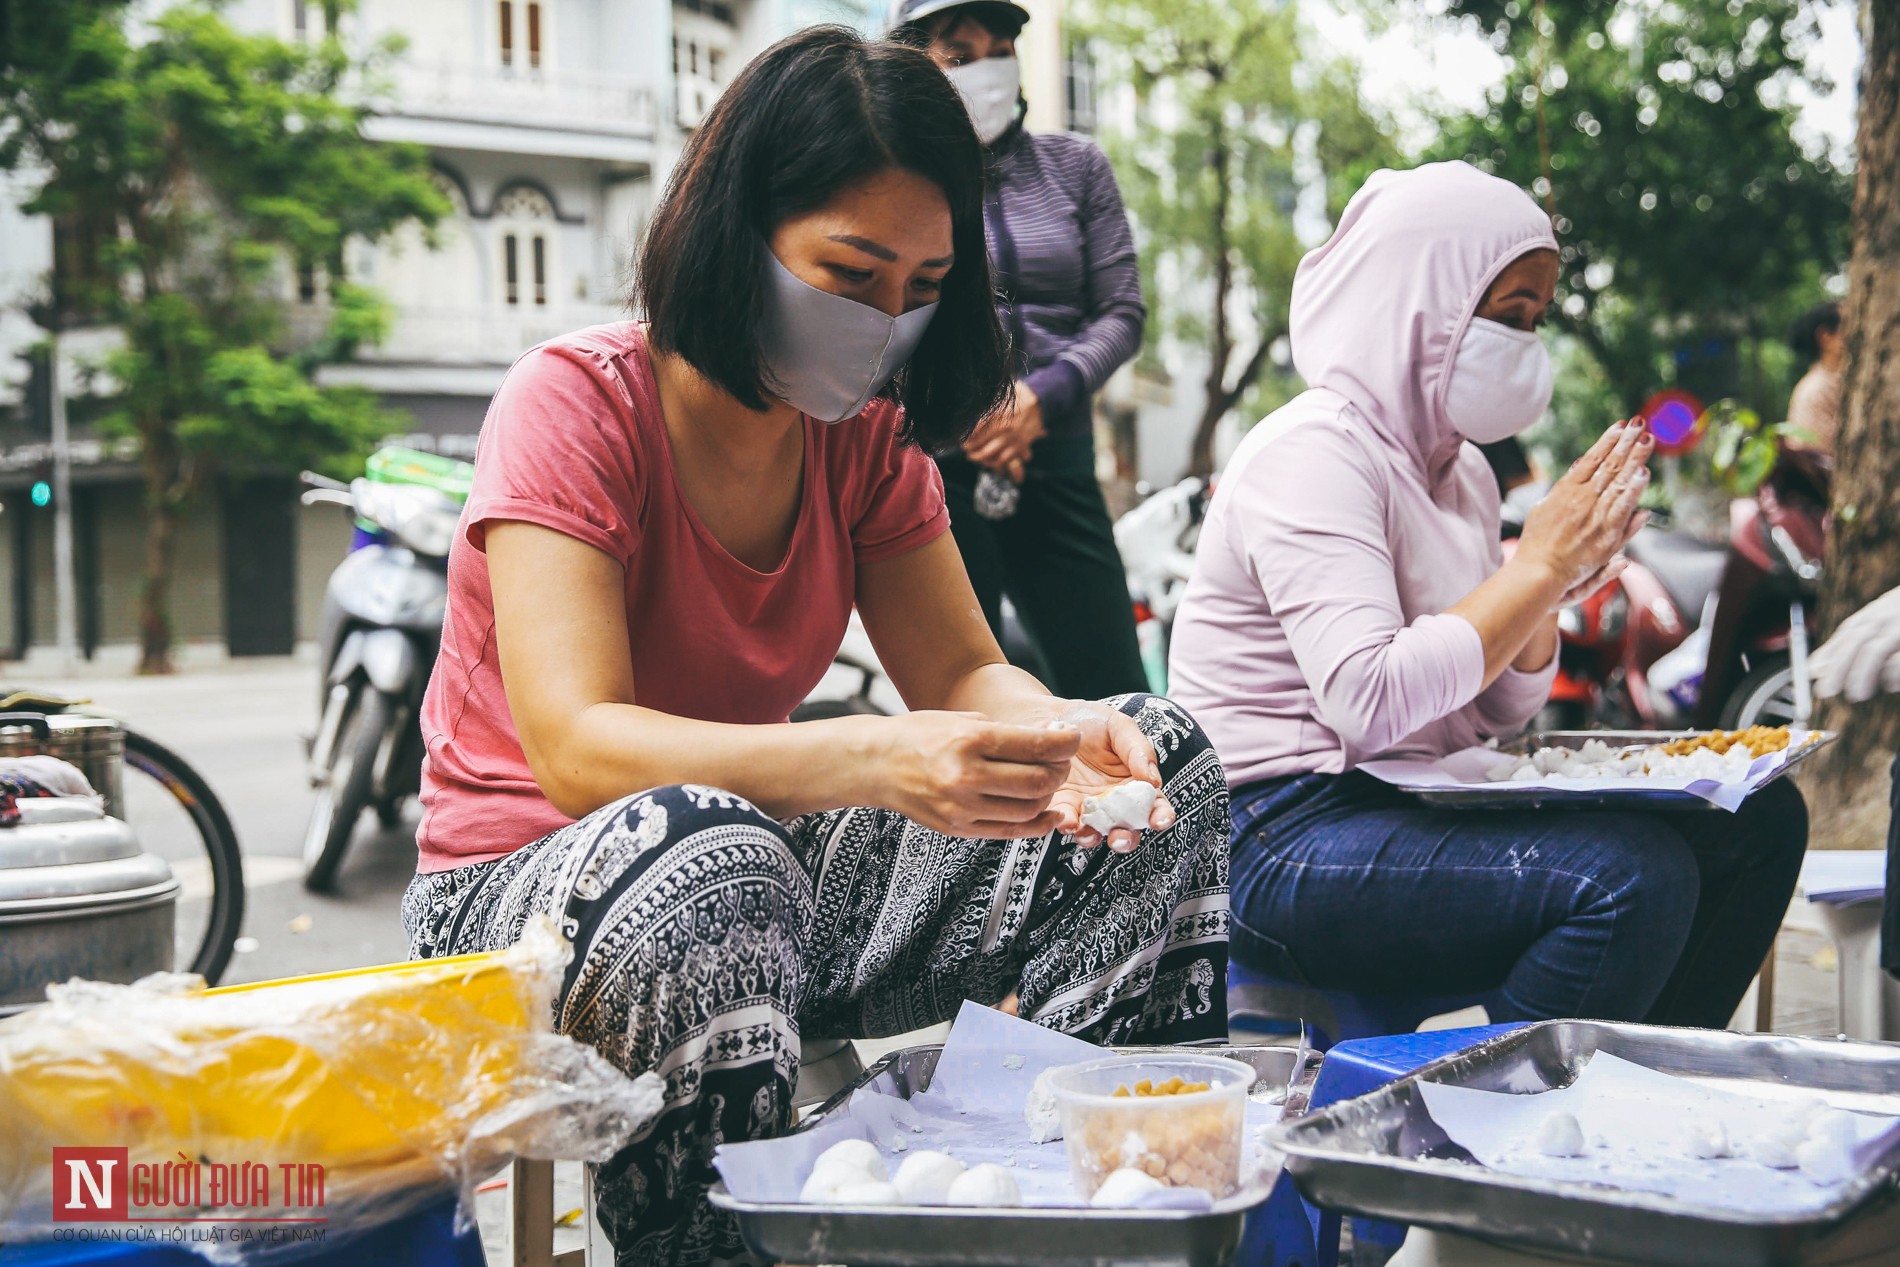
[{"left": 0, "top": 915, "right": 662, "bottom": 1261}]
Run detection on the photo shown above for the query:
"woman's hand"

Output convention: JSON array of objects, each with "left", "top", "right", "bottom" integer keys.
[
  {"left": 1517, "top": 419, "right": 1654, "bottom": 596},
  {"left": 1041, "top": 702, "right": 1177, "bottom": 853},
  {"left": 865, "top": 710, "right": 1078, "bottom": 839},
  {"left": 964, "top": 382, "right": 1045, "bottom": 483}
]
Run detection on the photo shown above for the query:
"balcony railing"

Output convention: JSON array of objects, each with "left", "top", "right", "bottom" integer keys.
[
  {"left": 360, "top": 304, "right": 632, "bottom": 366},
  {"left": 384, "top": 61, "right": 658, "bottom": 138}
]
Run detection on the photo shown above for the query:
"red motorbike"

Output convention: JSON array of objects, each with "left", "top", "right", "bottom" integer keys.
[{"left": 1535, "top": 448, "right": 1829, "bottom": 731}]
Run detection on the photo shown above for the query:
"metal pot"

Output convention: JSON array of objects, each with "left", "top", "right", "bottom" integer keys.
[
  {"left": 0, "top": 797, "right": 177, "bottom": 1014},
  {"left": 0, "top": 712, "right": 126, "bottom": 817}
]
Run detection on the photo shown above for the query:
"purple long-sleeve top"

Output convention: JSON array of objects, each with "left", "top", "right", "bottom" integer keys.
[
  {"left": 1168, "top": 162, "right": 1560, "bottom": 789},
  {"left": 984, "top": 128, "right": 1145, "bottom": 436}
]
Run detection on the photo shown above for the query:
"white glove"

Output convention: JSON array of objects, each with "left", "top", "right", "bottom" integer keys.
[{"left": 1810, "top": 585, "right": 1900, "bottom": 702}]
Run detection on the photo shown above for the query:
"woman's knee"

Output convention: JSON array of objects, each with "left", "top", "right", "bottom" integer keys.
[
  {"left": 1572, "top": 816, "right": 1700, "bottom": 931},
  {"left": 1734, "top": 779, "right": 1810, "bottom": 869},
  {"left": 561, "top": 785, "right": 808, "bottom": 935},
  {"left": 1111, "top": 694, "right": 1222, "bottom": 782}
]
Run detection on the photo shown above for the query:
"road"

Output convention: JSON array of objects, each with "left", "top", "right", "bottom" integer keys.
[{"left": 31, "top": 653, "right": 417, "bottom": 985}]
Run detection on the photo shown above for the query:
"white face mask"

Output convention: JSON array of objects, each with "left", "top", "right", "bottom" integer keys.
[
  {"left": 758, "top": 253, "right": 939, "bottom": 423},
  {"left": 944, "top": 56, "right": 1021, "bottom": 145},
  {"left": 1443, "top": 317, "right": 1554, "bottom": 443}
]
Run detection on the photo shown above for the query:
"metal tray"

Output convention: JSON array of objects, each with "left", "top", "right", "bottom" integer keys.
[
  {"left": 709, "top": 1043, "right": 1310, "bottom": 1267},
  {"left": 1403, "top": 729, "right": 1837, "bottom": 810},
  {"left": 1274, "top": 1019, "right": 1900, "bottom": 1266}
]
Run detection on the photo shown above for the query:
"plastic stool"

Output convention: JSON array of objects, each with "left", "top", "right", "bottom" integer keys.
[
  {"left": 1810, "top": 898, "right": 1900, "bottom": 1041},
  {"left": 1229, "top": 957, "right": 1498, "bottom": 1051},
  {"left": 0, "top": 1188, "right": 482, "bottom": 1266},
  {"left": 1298, "top": 1026, "right": 1529, "bottom": 1267}
]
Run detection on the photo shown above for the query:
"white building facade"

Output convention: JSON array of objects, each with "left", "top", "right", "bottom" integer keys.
[{"left": 0, "top": 0, "right": 879, "bottom": 656}]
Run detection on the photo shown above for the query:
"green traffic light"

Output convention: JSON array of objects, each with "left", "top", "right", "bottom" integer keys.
[{"left": 30, "top": 481, "right": 50, "bottom": 508}]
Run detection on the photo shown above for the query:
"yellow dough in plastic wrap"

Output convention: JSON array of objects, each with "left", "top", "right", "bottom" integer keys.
[{"left": 0, "top": 916, "right": 659, "bottom": 1238}]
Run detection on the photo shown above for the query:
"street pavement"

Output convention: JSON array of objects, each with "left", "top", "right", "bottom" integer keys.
[
  {"left": 25, "top": 649, "right": 418, "bottom": 985},
  {"left": 4, "top": 650, "right": 1857, "bottom": 1263}
]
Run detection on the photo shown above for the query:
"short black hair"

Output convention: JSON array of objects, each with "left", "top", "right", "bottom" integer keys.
[
  {"left": 635, "top": 26, "right": 1009, "bottom": 454},
  {"left": 1788, "top": 301, "right": 1842, "bottom": 363}
]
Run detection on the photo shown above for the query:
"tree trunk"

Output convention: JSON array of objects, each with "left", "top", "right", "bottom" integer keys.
[
  {"left": 1805, "top": 0, "right": 1900, "bottom": 849},
  {"left": 137, "top": 421, "right": 181, "bottom": 675}
]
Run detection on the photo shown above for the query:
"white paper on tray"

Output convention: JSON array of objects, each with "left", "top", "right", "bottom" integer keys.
[
  {"left": 1418, "top": 1051, "right": 1900, "bottom": 1215},
  {"left": 713, "top": 1000, "right": 1285, "bottom": 1209},
  {"left": 1360, "top": 733, "right": 1819, "bottom": 812}
]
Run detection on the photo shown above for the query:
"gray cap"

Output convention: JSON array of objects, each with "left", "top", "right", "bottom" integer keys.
[{"left": 888, "top": 0, "right": 1032, "bottom": 33}]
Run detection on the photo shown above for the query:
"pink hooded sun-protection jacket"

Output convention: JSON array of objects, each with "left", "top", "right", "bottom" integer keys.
[{"left": 1168, "top": 161, "right": 1561, "bottom": 788}]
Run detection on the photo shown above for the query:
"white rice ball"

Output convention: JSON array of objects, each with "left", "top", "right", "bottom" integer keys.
[
  {"left": 813, "top": 1138, "right": 887, "bottom": 1182},
  {"left": 1534, "top": 1112, "right": 1586, "bottom": 1158},
  {"left": 945, "top": 1163, "right": 1022, "bottom": 1208},
  {"left": 892, "top": 1151, "right": 966, "bottom": 1205},
  {"left": 830, "top": 1179, "right": 903, "bottom": 1205},
  {"left": 1683, "top": 1120, "right": 1731, "bottom": 1160},
  {"left": 1025, "top": 1068, "right": 1063, "bottom": 1143},
  {"left": 1090, "top": 1167, "right": 1168, "bottom": 1208}
]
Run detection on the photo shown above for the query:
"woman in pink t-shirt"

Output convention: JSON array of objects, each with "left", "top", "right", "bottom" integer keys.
[{"left": 400, "top": 28, "right": 1230, "bottom": 1265}]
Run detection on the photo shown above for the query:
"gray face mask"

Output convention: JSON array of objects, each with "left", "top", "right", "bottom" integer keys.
[{"left": 758, "top": 252, "right": 939, "bottom": 423}]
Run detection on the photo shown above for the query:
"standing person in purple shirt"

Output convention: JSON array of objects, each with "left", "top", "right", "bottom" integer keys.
[{"left": 894, "top": 0, "right": 1151, "bottom": 700}]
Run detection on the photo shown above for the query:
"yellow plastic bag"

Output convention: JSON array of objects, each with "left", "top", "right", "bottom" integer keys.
[{"left": 0, "top": 916, "right": 661, "bottom": 1255}]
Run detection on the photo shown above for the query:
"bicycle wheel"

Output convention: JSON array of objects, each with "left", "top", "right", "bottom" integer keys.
[{"left": 120, "top": 729, "right": 246, "bottom": 985}]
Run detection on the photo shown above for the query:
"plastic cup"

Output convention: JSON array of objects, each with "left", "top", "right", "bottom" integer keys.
[{"left": 1046, "top": 1054, "right": 1255, "bottom": 1201}]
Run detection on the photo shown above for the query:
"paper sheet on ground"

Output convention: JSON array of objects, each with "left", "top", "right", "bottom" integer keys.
[
  {"left": 1360, "top": 735, "right": 1816, "bottom": 812},
  {"left": 1418, "top": 1052, "right": 1900, "bottom": 1215},
  {"left": 713, "top": 1001, "right": 1286, "bottom": 1209}
]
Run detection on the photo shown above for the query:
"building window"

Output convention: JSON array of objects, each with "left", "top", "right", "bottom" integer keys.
[
  {"left": 1065, "top": 40, "right": 1098, "bottom": 134},
  {"left": 499, "top": 0, "right": 514, "bottom": 66},
  {"left": 297, "top": 259, "right": 319, "bottom": 303},
  {"left": 494, "top": 184, "right": 557, "bottom": 310},
  {"left": 292, "top": 0, "right": 308, "bottom": 39},
  {"left": 527, "top": 3, "right": 542, "bottom": 68},
  {"left": 672, "top": 35, "right": 680, "bottom": 75},
  {"left": 708, "top": 47, "right": 722, "bottom": 83}
]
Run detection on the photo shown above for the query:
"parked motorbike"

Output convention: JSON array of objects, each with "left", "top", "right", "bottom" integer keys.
[
  {"left": 793, "top": 477, "right": 1210, "bottom": 719},
  {"left": 298, "top": 470, "right": 462, "bottom": 891},
  {"left": 1693, "top": 447, "right": 1831, "bottom": 730},
  {"left": 1531, "top": 448, "right": 1828, "bottom": 733},
  {"left": 1114, "top": 476, "right": 1210, "bottom": 693}
]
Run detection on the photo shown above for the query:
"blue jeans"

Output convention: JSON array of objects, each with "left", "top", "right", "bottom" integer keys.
[{"left": 1229, "top": 771, "right": 1807, "bottom": 1027}]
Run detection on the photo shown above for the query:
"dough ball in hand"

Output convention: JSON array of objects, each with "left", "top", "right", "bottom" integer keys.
[{"left": 1080, "top": 781, "right": 1160, "bottom": 834}]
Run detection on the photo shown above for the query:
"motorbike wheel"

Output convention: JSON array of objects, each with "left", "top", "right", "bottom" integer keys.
[
  {"left": 1719, "top": 654, "right": 1801, "bottom": 730},
  {"left": 791, "top": 696, "right": 887, "bottom": 721},
  {"left": 302, "top": 688, "right": 388, "bottom": 893}
]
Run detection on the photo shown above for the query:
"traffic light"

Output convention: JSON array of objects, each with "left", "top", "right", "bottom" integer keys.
[
  {"left": 29, "top": 481, "right": 50, "bottom": 508},
  {"left": 28, "top": 460, "right": 51, "bottom": 509}
]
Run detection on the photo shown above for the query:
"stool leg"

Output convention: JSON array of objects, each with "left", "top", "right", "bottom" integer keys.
[
  {"left": 1754, "top": 938, "right": 1777, "bottom": 1032},
  {"left": 512, "top": 1158, "right": 555, "bottom": 1267}
]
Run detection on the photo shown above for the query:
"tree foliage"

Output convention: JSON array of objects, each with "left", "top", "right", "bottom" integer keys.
[
  {"left": 0, "top": 0, "right": 446, "bottom": 670},
  {"left": 1078, "top": 0, "right": 1397, "bottom": 477},
  {"left": 1426, "top": 0, "right": 1850, "bottom": 433}
]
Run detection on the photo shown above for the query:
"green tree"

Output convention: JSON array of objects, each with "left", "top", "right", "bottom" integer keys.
[
  {"left": 1809, "top": 0, "right": 1900, "bottom": 850},
  {"left": 1078, "top": 0, "right": 1398, "bottom": 477},
  {"left": 1424, "top": 0, "right": 1850, "bottom": 428},
  {"left": 0, "top": 0, "right": 446, "bottom": 671}
]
